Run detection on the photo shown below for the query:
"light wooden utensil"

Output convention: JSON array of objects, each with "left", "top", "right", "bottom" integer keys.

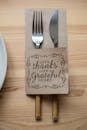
[
  {"left": 52, "top": 95, "right": 58, "bottom": 121},
  {"left": 49, "top": 10, "right": 58, "bottom": 122},
  {"left": 32, "top": 11, "right": 43, "bottom": 120}
]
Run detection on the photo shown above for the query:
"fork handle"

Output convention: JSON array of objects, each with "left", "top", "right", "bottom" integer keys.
[
  {"left": 35, "top": 95, "right": 41, "bottom": 120},
  {"left": 52, "top": 95, "right": 58, "bottom": 122}
]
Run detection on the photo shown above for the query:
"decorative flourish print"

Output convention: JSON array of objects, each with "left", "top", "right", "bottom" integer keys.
[{"left": 27, "top": 52, "right": 67, "bottom": 89}]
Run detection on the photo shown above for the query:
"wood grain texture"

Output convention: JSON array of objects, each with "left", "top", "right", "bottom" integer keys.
[{"left": 0, "top": 0, "right": 87, "bottom": 130}]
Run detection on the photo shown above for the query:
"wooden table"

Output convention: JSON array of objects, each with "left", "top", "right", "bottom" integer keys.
[{"left": 0, "top": 0, "right": 87, "bottom": 130}]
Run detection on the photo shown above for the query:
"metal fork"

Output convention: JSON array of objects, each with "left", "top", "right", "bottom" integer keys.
[
  {"left": 32, "top": 11, "right": 43, "bottom": 120},
  {"left": 32, "top": 11, "right": 43, "bottom": 48}
]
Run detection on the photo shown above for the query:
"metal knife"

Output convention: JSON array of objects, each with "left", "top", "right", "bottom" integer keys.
[
  {"left": 49, "top": 10, "right": 58, "bottom": 47},
  {"left": 49, "top": 10, "right": 58, "bottom": 122}
]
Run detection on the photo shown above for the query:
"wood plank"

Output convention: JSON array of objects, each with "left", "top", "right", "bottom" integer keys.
[{"left": 0, "top": 0, "right": 87, "bottom": 129}]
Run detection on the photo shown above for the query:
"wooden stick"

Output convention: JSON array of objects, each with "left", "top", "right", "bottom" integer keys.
[
  {"left": 35, "top": 95, "right": 41, "bottom": 120},
  {"left": 52, "top": 95, "right": 58, "bottom": 122}
]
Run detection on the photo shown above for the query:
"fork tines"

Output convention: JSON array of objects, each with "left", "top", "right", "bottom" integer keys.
[{"left": 32, "top": 11, "right": 43, "bottom": 34}]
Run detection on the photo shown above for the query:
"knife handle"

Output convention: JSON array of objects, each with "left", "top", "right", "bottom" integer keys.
[
  {"left": 52, "top": 95, "right": 58, "bottom": 122},
  {"left": 35, "top": 95, "right": 41, "bottom": 120}
]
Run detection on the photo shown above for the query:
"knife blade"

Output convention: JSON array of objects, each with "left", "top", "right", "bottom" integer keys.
[
  {"left": 49, "top": 10, "right": 58, "bottom": 47},
  {"left": 49, "top": 10, "right": 58, "bottom": 122}
]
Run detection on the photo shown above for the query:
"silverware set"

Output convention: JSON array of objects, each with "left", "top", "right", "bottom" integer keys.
[{"left": 32, "top": 10, "right": 58, "bottom": 121}]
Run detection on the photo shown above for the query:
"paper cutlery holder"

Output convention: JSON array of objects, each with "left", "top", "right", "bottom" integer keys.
[
  {"left": 25, "top": 9, "right": 69, "bottom": 95},
  {"left": 26, "top": 48, "right": 69, "bottom": 95}
]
